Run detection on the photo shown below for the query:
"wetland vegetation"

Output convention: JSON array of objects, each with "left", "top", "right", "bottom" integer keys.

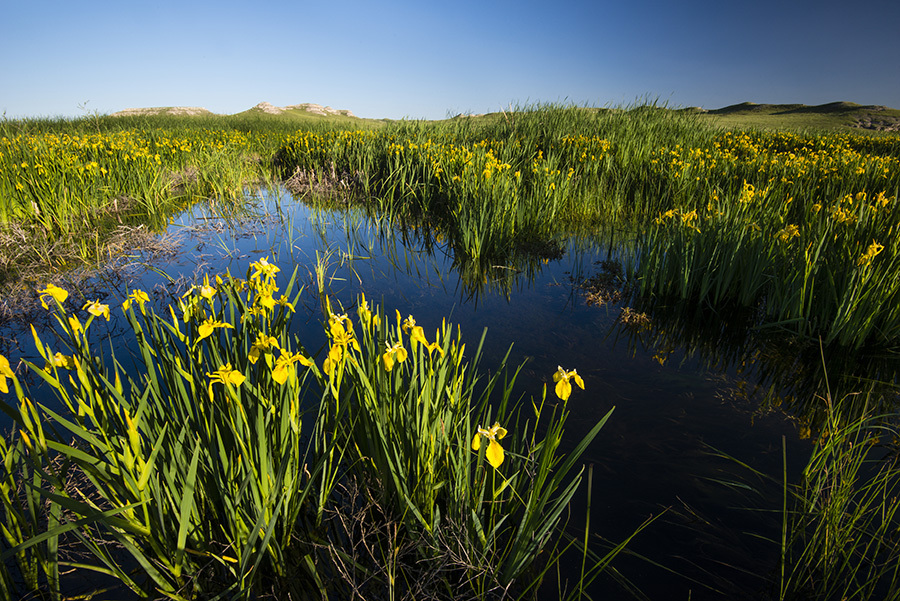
[{"left": 1, "top": 103, "right": 899, "bottom": 600}]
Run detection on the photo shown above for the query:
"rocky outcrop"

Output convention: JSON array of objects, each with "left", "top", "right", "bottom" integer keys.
[
  {"left": 850, "top": 114, "right": 900, "bottom": 132},
  {"left": 110, "top": 107, "right": 214, "bottom": 117},
  {"left": 253, "top": 102, "right": 356, "bottom": 117}
]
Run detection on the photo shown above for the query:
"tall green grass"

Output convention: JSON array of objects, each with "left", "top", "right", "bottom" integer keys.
[
  {"left": 8, "top": 104, "right": 898, "bottom": 346},
  {"left": 273, "top": 105, "right": 900, "bottom": 347},
  {"left": 776, "top": 394, "right": 900, "bottom": 601},
  {"left": 714, "top": 385, "right": 900, "bottom": 601},
  {"left": 0, "top": 256, "right": 623, "bottom": 599}
]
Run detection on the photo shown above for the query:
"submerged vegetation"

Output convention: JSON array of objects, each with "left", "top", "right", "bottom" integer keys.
[{"left": 1, "top": 103, "right": 899, "bottom": 598}]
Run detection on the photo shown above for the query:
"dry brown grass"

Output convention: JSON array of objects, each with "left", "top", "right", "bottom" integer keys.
[
  {"left": 577, "top": 259, "right": 628, "bottom": 307},
  {"left": 0, "top": 222, "right": 181, "bottom": 323}
]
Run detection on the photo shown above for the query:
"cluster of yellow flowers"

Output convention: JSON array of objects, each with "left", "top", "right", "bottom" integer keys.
[
  {"left": 652, "top": 130, "right": 899, "bottom": 210},
  {"left": 0, "top": 127, "right": 279, "bottom": 214},
  {"left": 654, "top": 207, "right": 701, "bottom": 233},
  {"left": 172, "top": 257, "right": 313, "bottom": 392},
  {"left": 776, "top": 224, "right": 801, "bottom": 243},
  {"left": 278, "top": 129, "right": 609, "bottom": 203},
  {"left": 857, "top": 241, "right": 885, "bottom": 267}
]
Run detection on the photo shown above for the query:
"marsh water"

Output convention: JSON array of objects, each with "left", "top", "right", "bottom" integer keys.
[{"left": 5, "top": 187, "right": 899, "bottom": 600}]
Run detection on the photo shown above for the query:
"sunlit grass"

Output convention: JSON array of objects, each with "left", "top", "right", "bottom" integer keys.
[{"left": 0, "top": 254, "right": 621, "bottom": 599}]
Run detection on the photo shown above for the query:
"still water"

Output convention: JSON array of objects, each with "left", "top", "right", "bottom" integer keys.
[{"left": 10, "top": 187, "right": 893, "bottom": 599}]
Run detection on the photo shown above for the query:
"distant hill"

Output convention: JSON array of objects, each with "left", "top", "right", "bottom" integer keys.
[
  {"left": 702, "top": 102, "right": 900, "bottom": 132},
  {"left": 110, "top": 102, "right": 360, "bottom": 120},
  {"left": 108, "top": 100, "right": 900, "bottom": 133}
]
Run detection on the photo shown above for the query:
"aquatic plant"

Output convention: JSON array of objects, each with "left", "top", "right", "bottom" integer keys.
[
  {"left": 0, "top": 257, "right": 615, "bottom": 599},
  {"left": 776, "top": 393, "right": 900, "bottom": 601}
]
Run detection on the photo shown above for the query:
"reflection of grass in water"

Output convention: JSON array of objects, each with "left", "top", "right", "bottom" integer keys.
[
  {"left": 571, "top": 253, "right": 900, "bottom": 434},
  {"left": 704, "top": 372, "right": 900, "bottom": 600}
]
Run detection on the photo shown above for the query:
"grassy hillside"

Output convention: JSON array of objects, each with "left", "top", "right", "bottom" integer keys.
[
  {"left": 699, "top": 101, "right": 900, "bottom": 132},
  {"left": 97, "top": 100, "right": 900, "bottom": 134},
  {"left": 431, "top": 102, "right": 900, "bottom": 134},
  {"left": 110, "top": 101, "right": 388, "bottom": 129}
]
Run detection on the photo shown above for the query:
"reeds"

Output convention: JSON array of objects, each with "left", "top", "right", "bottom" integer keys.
[
  {"left": 271, "top": 105, "right": 900, "bottom": 347},
  {"left": 0, "top": 118, "right": 291, "bottom": 283},
  {"left": 0, "top": 256, "right": 619, "bottom": 599},
  {"left": 776, "top": 392, "right": 900, "bottom": 601},
  {"left": 5, "top": 105, "right": 897, "bottom": 346}
]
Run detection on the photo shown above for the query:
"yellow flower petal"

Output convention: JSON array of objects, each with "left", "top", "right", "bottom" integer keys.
[
  {"left": 572, "top": 372, "right": 585, "bottom": 390},
  {"left": 84, "top": 300, "right": 110, "bottom": 321},
  {"left": 272, "top": 364, "right": 289, "bottom": 384},
  {"left": 410, "top": 326, "right": 427, "bottom": 347},
  {"left": 0, "top": 354, "right": 13, "bottom": 377},
  {"left": 486, "top": 440, "right": 505, "bottom": 468}
]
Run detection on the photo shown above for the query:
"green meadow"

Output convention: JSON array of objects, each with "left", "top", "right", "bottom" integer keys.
[{"left": 1, "top": 103, "right": 899, "bottom": 600}]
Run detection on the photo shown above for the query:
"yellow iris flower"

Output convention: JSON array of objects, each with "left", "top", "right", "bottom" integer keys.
[
  {"left": 83, "top": 300, "right": 111, "bottom": 321},
  {"left": 358, "top": 294, "right": 380, "bottom": 328},
  {"left": 250, "top": 256, "right": 280, "bottom": 281},
  {"left": 248, "top": 333, "right": 279, "bottom": 364},
  {"left": 199, "top": 275, "right": 217, "bottom": 301},
  {"left": 857, "top": 240, "right": 885, "bottom": 267},
  {"left": 553, "top": 366, "right": 585, "bottom": 401},
  {"left": 207, "top": 364, "right": 245, "bottom": 402},
  {"left": 382, "top": 342, "right": 408, "bottom": 372},
  {"left": 122, "top": 289, "right": 150, "bottom": 313},
  {"left": 39, "top": 284, "right": 68, "bottom": 309},
  {"left": 402, "top": 314, "right": 429, "bottom": 348},
  {"left": 323, "top": 344, "right": 344, "bottom": 376},
  {"left": 328, "top": 312, "right": 361, "bottom": 352},
  {"left": 198, "top": 318, "right": 234, "bottom": 340},
  {"left": 471, "top": 422, "right": 508, "bottom": 468},
  {"left": 272, "top": 351, "right": 314, "bottom": 384},
  {"left": 67, "top": 316, "right": 83, "bottom": 336},
  {"left": 48, "top": 352, "right": 77, "bottom": 370}
]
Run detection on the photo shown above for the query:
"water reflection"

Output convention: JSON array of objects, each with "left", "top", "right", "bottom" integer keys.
[{"left": 613, "top": 292, "right": 900, "bottom": 435}]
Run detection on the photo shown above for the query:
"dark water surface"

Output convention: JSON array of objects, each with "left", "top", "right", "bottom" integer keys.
[{"left": 9, "top": 188, "right": 887, "bottom": 599}]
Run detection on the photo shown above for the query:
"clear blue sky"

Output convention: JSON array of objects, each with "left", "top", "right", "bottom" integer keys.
[{"left": 3, "top": 0, "right": 899, "bottom": 120}]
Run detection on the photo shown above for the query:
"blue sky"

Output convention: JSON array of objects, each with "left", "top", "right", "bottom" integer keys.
[{"left": 2, "top": 0, "right": 899, "bottom": 119}]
